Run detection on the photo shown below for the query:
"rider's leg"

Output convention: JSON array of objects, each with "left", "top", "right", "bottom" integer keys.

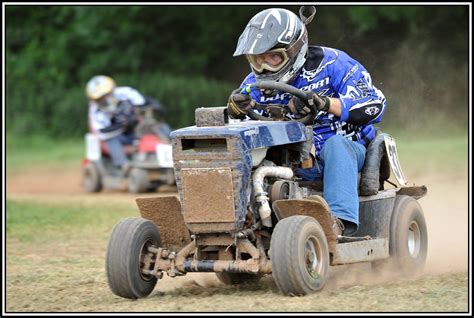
[
  {"left": 320, "top": 134, "right": 366, "bottom": 236},
  {"left": 105, "top": 135, "right": 128, "bottom": 168},
  {"left": 118, "top": 132, "right": 136, "bottom": 147}
]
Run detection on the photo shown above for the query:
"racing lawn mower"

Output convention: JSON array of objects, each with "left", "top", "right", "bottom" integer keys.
[
  {"left": 82, "top": 102, "right": 175, "bottom": 193},
  {"left": 105, "top": 81, "right": 428, "bottom": 298}
]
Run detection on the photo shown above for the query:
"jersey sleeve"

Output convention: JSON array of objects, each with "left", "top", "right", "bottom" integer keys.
[
  {"left": 88, "top": 103, "right": 108, "bottom": 132},
  {"left": 330, "top": 51, "right": 387, "bottom": 125},
  {"left": 88, "top": 103, "right": 123, "bottom": 140},
  {"left": 114, "top": 86, "right": 146, "bottom": 106},
  {"left": 239, "top": 73, "right": 255, "bottom": 88}
]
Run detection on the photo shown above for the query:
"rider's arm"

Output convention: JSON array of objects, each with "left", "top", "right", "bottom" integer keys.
[
  {"left": 326, "top": 97, "right": 342, "bottom": 117},
  {"left": 88, "top": 103, "right": 108, "bottom": 133},
  {"left": 88, "top": 103, "right": 124, "bottom": 140},
  {"left": 114, "top": 87, "right": 146, "bottom": 106},
  {"left": 330, "top": 51, "right": 387, "bottom": 125}
]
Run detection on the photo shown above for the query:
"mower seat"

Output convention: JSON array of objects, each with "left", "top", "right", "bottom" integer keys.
[
  {"left": 298, "top": 130, "right": 391, "bottom": 196},
  {"left": 359, "top": 131, "right": 391, "bottom": 196}
]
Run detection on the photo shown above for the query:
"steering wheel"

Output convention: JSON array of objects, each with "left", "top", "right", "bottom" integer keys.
[{"left": 242, "top": 81, "right": 317, "bottom": 125}]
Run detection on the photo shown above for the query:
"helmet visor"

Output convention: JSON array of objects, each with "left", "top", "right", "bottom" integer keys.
[{"left": 246, "top": 48, "right": 289, "bottom": 74}]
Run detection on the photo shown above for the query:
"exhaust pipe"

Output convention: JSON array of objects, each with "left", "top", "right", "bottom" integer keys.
[{"left": 252, "top": 166, "right": 293, "bottom": 227}]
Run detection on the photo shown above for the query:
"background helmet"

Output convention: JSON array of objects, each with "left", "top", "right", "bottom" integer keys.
[
  {"left": 86, "top": 75, "right": 116, "bottom": 100},
  {"left": 234, "top": 8, "right": 308, "bottom": 83}
]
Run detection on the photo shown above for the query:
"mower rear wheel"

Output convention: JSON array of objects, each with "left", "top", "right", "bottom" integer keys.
[
  {"left": 372, "top": 195, "right": 428, "bottom": 276},
  {"left": 128, "top": 168, "right": 150, "bottom": 193}
]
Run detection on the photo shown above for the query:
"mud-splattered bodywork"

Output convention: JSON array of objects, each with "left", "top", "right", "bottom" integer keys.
[{"left": 170, "top": 121, "right": 309, "bottom": 233}]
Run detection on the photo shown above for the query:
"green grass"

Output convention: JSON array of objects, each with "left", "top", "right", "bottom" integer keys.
[
  {"left": 380, "top": 121, "right": 468, "bottom": 162},
  {"left": 393, "top": 133, "right": 468, "bottom": 176},
  {"left": 6, "top": 134, "right": 85, "bottom": 174},
  {"left": 6, "top": 128, "right": 468, "bottom": 175},
  {"left": 6, "top": 199, "right": 136, "bottom": 243}
]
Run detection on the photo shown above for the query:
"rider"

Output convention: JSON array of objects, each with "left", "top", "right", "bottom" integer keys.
[
  {"left": 86, "top": 75, "right": 146, "bottom": 173},
  {"left": 227, "top": 7, "right": 387, "bottom": 236}
]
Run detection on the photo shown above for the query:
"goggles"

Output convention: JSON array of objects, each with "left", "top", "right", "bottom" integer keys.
[{"left": 246, "top": 48, "right": 290, "bottom": 74}]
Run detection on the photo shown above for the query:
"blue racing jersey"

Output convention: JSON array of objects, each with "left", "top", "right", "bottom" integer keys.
[{"left": 240, "top": 46, "right": 387, "bottom": 156}]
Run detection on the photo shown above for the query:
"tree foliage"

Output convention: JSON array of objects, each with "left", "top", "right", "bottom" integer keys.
[{"left": 5, "top": 5, "right": 469, "bottom": 137}]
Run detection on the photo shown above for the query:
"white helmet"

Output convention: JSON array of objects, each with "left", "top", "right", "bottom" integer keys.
[
  {"left": 234, "top": 8, "right": 312, "bottom": 83},
  {"left": 85, "top": 75, "right": 116, "bottom": 100}
]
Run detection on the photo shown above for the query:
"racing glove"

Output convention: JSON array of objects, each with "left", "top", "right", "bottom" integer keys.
[
  {"left": 227, "top": 88, "right": 253, "bottom": 119},
  {"left": 288, "top": 91, "right": 330, "bottom": 115}
]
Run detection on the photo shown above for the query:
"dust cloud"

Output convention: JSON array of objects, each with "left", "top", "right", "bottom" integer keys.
[{"left": 325, "top": 169, "right": 469, "bottom": 290}]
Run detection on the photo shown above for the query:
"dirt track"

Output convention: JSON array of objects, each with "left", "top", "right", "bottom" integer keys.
[
  {"left": 7, "top": 163, "right": 469, "bottom": 273},
  {"left": 5, "top": 162, "right": 470, "bottom": 310}
]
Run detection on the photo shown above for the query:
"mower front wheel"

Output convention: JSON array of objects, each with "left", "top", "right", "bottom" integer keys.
[
  {"left": 270, "top": 215, "right": 330, "bottom": 296},
  {"left": 106, "top": 217, "right": 161, "bottom": 299},
  {"left": 83, "top": 161, "right": 102, "bottom": 192}
]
